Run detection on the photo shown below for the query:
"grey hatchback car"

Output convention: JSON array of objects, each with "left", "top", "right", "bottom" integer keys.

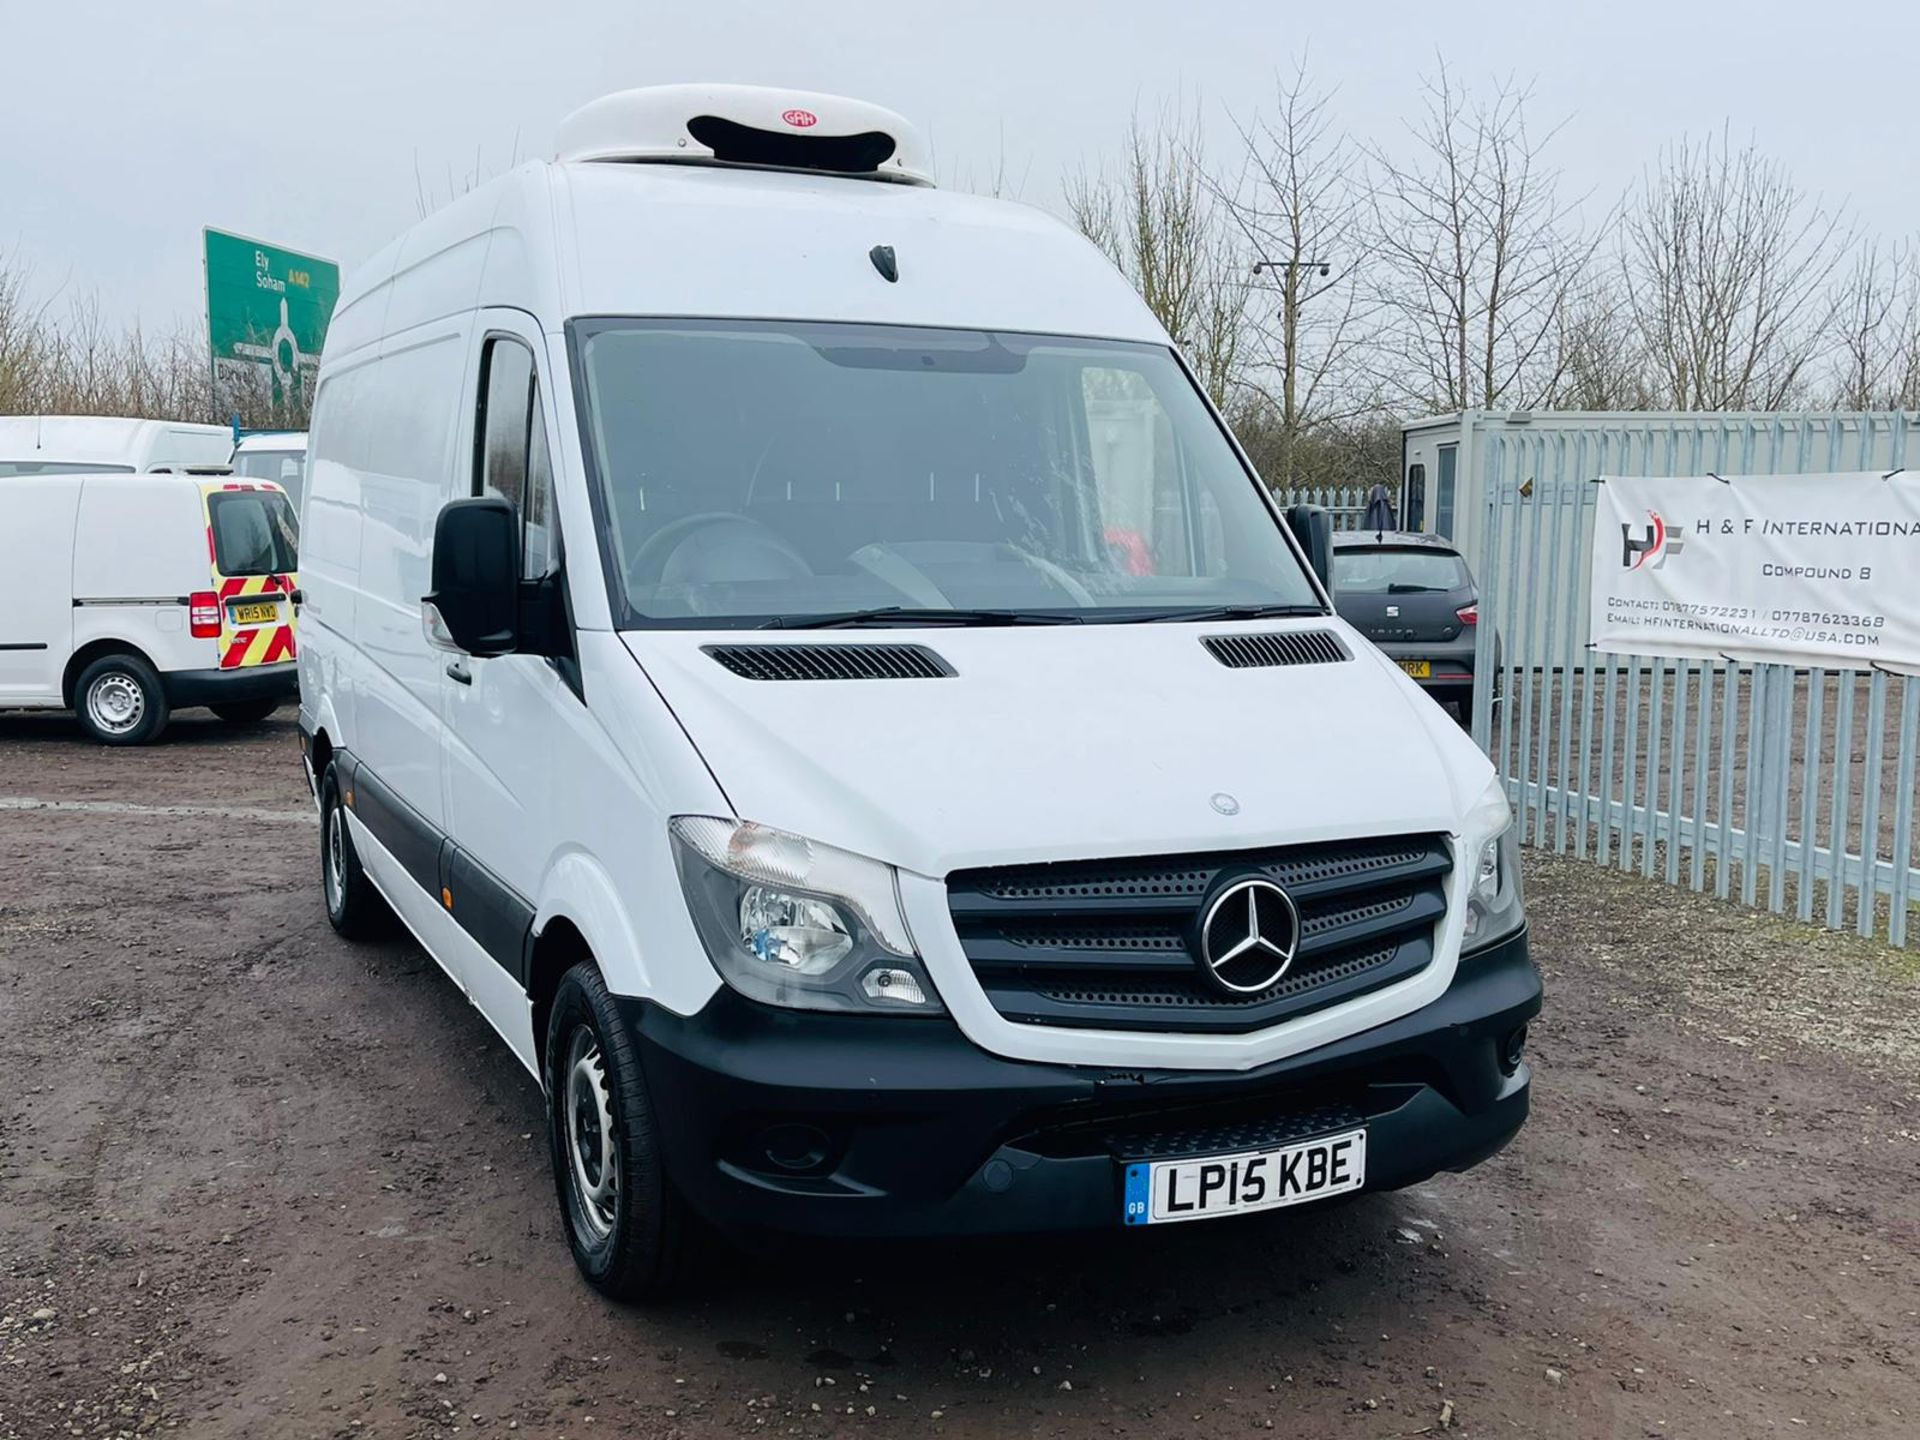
[{"left": 1332, "top": 532, "right": 1485, "bottom": 717}]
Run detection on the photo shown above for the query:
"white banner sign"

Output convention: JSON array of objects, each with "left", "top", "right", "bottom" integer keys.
[{"left": 1589, "top": 471, "right": 1920, "bottom": 672}]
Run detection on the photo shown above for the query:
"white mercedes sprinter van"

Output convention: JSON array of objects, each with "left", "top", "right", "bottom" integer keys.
[{"left": 298, "top": 85, "right": 1537, "bottom": 1298}]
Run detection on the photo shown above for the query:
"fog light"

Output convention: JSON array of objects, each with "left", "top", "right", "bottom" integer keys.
[
  {"left": 760, "top": 1123, "right": 831, "bottom": 1174},
  {"left": 1500, "top": 1025, "right": 1529, "bottom": 1074},
  {"left": 860, "top": 965, "right": 930, "bottom": 1007}
]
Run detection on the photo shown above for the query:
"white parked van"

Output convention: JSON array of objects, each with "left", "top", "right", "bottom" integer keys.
[
  {"left": 1, "top": 473, "right": 300, "bottom": 742},
  {"left": 0, "top": 416, "right": 235, "bottom": 477},
  {"left": 298, "top": 85, "right": 1537, "bottom": 1298},
  {"left": 231, "top": 431, "right": 308, "bottom": 510}
]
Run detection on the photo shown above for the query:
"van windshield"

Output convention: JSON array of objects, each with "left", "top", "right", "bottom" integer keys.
[
  {"left": 233, "top": 451, "right": 305, "bottom": 512},
  {"left": 572, "top": 320, "right": 1321, "bottom": 627},
  {"left": 208, "top": 489, "right": 299, "bottom": 576}
]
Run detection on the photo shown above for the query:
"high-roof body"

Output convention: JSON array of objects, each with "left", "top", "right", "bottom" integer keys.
[
  {"left": 0, "top": 416, "right": 232, "bottom": 471},
  {"left": 324, "top": 85, "right": 1165, "bottom": 363}
]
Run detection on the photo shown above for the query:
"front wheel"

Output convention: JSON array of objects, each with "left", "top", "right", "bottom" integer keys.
[
  {"left": 319, "top": 762, "right": 392, "bottom": 940},
  {"left": 211, "top": 698, "right": 281, "bottom": 724},
  {"left": 545, "top": 962, "right": 689, "bottom": 1299},
  {"left": 74, "top": 653, "right": 169, "bottom": 745}
]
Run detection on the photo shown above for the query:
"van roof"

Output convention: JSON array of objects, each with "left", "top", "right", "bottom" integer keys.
[
  {"left": 0, "top": 469, "right": 269, "bottom": 490},
  {"left": 0, "top": 415, "right": 231, "bottom": 465},
  {"left": 327, "top": 98, "right": 1164, "bottom": 363},
  {"left": 233, "top": 432, "right": 307, "bottom": 453}
]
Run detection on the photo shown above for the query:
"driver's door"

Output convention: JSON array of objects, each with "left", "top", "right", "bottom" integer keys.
[{"left": 439, "top": 312, "right": 569, "bottom": 1046}]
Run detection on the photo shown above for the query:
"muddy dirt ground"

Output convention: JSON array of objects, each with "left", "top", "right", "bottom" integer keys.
[{"left": 1, "top": 709, "right": 1915, "bottom": 1439}]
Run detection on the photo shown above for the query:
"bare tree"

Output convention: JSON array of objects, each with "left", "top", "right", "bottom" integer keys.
[
  {"left": 0, "top": 250, "right": 54, "bottom": 414},
  {"left": 1219, "top": 60, "right": 1376, "bottom": 485},
  {"left": 1621, "top": 129, "right": 1852, "bottom": 410},
  {"left": 0, "top": 250, "right": 301, "bottom": 427},
  {"left": 1828, "top": 238, "right": 1920, "bottom": 409},
  {"left": 1366, "top": 64, "right": 1595, "bottom": 414},
  {"left": 1549, "top": 271, "right": 1653, "bottom": 410},
  {"left": 1066, "top": 105, "right": 1250, "bottom": 406}
]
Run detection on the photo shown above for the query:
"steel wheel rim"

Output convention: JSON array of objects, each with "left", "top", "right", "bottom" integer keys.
[
  {"left": 564, "top": 1025, "right": 619, "bottom": 1242},
  {"left": 325, "top": 804, "right": 346, "bottom": 914},
  {"left": 85, "top": 672, "right": 144, "bottom": 735}
]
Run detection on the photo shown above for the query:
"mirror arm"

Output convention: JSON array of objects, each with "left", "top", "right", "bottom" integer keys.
[
  {"left": 1284, "top": 503, "right": 1336, "bottom": 596},
  {"left": 516, "top": 572, "right": 572, "bottom": 660}
]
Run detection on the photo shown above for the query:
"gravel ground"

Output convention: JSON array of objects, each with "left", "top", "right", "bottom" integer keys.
[{"left": 1, "top": 708, "right": 1916, "bottom": 1439}]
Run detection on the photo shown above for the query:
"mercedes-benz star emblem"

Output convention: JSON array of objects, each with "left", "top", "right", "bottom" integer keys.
[
  {"left": 1210, "top": 792, "right": 1240, "bottom": 816},
  {"left": 1196, "top": 877, "right": 1300, "bottom": 995}
]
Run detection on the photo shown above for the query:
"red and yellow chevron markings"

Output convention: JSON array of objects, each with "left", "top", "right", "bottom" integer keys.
[{"left": 217, "top": 572, "right": 299, "bottom": 669}]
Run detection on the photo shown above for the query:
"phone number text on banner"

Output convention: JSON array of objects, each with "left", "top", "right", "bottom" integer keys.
[{"left": 1588, "top": 471, "right": 1920, "bottom": 673}]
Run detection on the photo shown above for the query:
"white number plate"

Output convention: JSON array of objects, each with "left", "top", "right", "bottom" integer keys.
[{"left": 1123, "top": 1128, "right": 1367, "bottom": 1226}]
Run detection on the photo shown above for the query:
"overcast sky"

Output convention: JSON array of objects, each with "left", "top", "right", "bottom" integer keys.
[{"left": 4, "top": 0, "right": 1916, "bottom": 331}]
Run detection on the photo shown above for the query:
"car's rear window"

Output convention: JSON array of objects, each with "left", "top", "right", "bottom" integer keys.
[
  {"left": 208, "top": 490, "right": 299, "bottom": 576},
  {"left": 0, "top": 460, "right": 136, "bottom": 477},
  {"left": 1333, "top": 546, "right": 1469, "bottom": 593}
]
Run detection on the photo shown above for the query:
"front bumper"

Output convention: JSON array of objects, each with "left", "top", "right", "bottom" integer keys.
[
  {"left": 162, "top": 663, "right": 298, "bottom": 709},
  {"left": 628, "top": 927, "right": 1539, "bottom": 1239}
]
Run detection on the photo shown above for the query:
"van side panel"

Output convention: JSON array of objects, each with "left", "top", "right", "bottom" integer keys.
[
  {"left": 339, "top": 322, "right": 473, "bottom": 829},
  {"left": 298, "top": 372, "right": 365, "bottom": 749},
  {"left": 0, "top": 479, "right": 81, "bottom": 706},
  {"left": 72, "top": 478, "right": 207, "bottom": 599},
  {"left": 68, "top": 477, "right": 212, "bottom": 677}
]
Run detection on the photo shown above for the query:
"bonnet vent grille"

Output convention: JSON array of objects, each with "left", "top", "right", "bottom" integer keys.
[
  {"left": 704, "top": 643, "right": 955, "bottom": 682},
  {"left": 1203, "top": 631, "right": 1350, "bottom": 669}
]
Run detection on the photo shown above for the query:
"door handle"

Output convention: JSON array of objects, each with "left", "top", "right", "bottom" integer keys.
[{"left": 445, "top": 660, "right": 472, "bottom": 685}]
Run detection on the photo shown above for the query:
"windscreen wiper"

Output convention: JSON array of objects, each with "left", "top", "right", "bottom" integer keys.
[
  {"left": 1108, "top": 602, "right": 1330, "bottom": 624},
  {"left": 762, "top": 606, "right": 1085, "bottom": 629}
]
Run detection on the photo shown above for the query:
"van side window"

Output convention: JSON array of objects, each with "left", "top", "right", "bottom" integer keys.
[{"left": 475, "top": 337, "right": 556, "bottom": 579}]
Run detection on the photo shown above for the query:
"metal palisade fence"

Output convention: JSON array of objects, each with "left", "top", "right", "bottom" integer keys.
[
  {"left": 1275, "top": 483, "right": 1373, "bottom": 530},
  {"left": 1467, "top": 412, "right": 1920, "bottom": 946}
]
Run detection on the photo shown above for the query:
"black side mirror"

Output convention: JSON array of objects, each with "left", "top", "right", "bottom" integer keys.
[
  {"left": 425, "top": 497, "right": 519, "bottom": 657},
  {"left": 1285, "top": 503, "right": 1335, "bottom": 595}
]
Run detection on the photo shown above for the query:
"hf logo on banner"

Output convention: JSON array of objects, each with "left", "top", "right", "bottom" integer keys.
[{"left": 1620, "top": 512, "right": 1687, "bottom": 571}]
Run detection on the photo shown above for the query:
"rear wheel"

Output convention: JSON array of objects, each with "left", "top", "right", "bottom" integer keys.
[
  {"left": 211, "top": 698, "right": 281, "bottom": 724},
  {"left": 546, "top": 961, "right": 689, "bottom": 1299},
  {"left": 74, "top": 653, "right": 169, "bottom": 745},
  {"left": 319, "top": 762, "right": 391, "bottom": 940}
]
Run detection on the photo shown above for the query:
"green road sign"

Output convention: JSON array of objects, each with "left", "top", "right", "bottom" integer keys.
[{"left": 204, "top": 227, "right": 340, "bottom": 419}]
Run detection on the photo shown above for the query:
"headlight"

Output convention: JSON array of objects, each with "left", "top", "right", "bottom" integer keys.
[
  {"left": 1460, "top": 775, "right": 1526, "bottom": 951},
  {"left": 670, "top": 817, "right": 945, "bottom": 1015}
]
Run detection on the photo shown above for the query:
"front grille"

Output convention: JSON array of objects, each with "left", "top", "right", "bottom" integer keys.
[
  {"left": 1106, "top": 1102, "right": 1367, "bottom": 1161},
  {"left": 947, "top": 834, "right": 1450, "bottom": 1033}
]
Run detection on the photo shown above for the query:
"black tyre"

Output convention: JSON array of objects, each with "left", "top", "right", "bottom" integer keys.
[
  {"left": 211, "top": 698, "right": 281, "bottom": 724},
  {"left": 319, "top": 761, "right": 392, "bottom": 940},
  {"left": 73, "top": 653, "right": 169, "bottom": 745},
  {"left": 545, "top": 961, "right": 689, "bottom": 1299}
]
